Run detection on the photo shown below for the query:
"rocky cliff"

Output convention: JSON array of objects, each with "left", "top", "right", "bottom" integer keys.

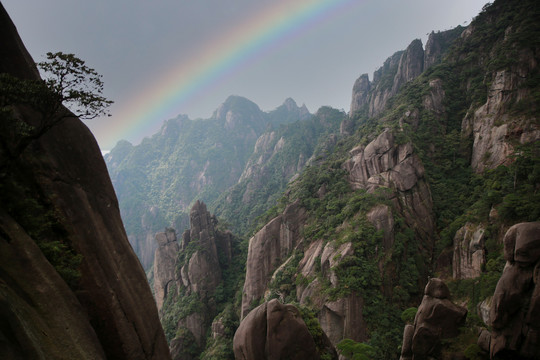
[
  {"left": 155, "top": 201, "right": 236, "bottom": 359},
  {"left": 241, "top": 200, "right": 307, "bottom": 318},
  {"left": 153, "top": 228, "right": 180, "bottom": 312},
  {"left": 350, "top": 28, "right": 464, "bottom": 118},
  {"left": 0, "top": 4, "right": 170, "bottom": 359},
  {"left": 236, "top": 1, "right": 539, "bottom": 359}
]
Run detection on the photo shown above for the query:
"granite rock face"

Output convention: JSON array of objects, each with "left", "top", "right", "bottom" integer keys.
[
  {"left": 349, "top": 73, "right": 371, "bottom": 116},
  {"left": 453, "top": 222, "right": 486, "bottom": 279},
  {"left": 180, "top": 201, "right": 223, "bottom": 298},
  {"left": 241, "top": 200, "right": 307, "bottom": 318},
  {"left": 461, "top": 35, "right": 540, "bottom": 173},
  {"left": 153, "top": 229, "right": 180, "bottom": 312},
  {"left": 165, "top": 201, "right": 233, "bottom": 359},
  {"left": 483, "top": 222, "right": 540, "bottom": 359},
  {"left": 295, "top": 239, "right": 366, "bottom": 346},
  {"left": 350, "top": 28, "right": 463, "bottom": 118},
  {"left": 399, "top": 278, "right": 467, "bottom": 360},
  {"left": 0, "top": 4, "right": 170, "bottom": 359},
  {"left": 233, "top": 299, "right": 337, "bottom": 360},
  {"left": 342, "top": 129, "right": 435, "bottom": 248}
]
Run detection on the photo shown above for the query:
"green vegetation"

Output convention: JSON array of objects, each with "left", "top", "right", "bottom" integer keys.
[
  {"left": 0, "top": 52, "right": 112, "bottom": 162},
  {"left": 298, "top": 304, "right": 336, "bottom": 360},
  {"left": 336, "top": 338, "right": 375, "bottom": 360},
  {"left": 400, "top": 307, "right": 418, "bottom": 324},
  {"left": 212, "top": 107, "right": 345, "bottom": 236},
  {"left": 138, "top": 1, "right": 540, "bottom": 358}
]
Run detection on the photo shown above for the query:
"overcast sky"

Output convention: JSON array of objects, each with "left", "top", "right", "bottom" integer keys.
[{"left": 2, "top": 0, "right": 488, "bottom": 150}]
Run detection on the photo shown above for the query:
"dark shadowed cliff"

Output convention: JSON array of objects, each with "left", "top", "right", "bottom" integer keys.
[{"left": 0, "top": 4, "right": 170, "bottom": 359}]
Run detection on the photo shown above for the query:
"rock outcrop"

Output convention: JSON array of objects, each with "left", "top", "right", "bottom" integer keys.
[
  {"left": 157, "top": 201, "right": 234, "bottom": 359},
  {"left": 365, "top": 39, "right": 424, "bottom": 117},
  {"left": 423, "top": 28, "right": 464, "bottom": 70},
  {"left": 153, "top": 228, "right": 180, "bottom": 312},
  {"left": 349, "top": 73, "right": 371, "bottom": 116},
  {"left": 462, "top": 40, "right": 540, "bottom": 173},
  {"left": 179, "top": 201, "right": 224, "bottom": 299},
  {"left": 480, "top": 222, "right": 540, "bottom": 359},
  {"left": 342, "top": 129, "right": 435, "bottom": 244},
  {"left": 399, "top": 278, "right": 467, "bottom": 360},
  {"left": 0, "top": 4, "right": 170, "bottom": 359},
  {"left": 453, "top": 222, "right": 486, "bottom": 279},
  {"left": 296, "top": 239, "right": 367, "bottom": 345},
  {"left": 233, "top": 299, "right": 337, "bottom": 360},
  {"left": 367, "top": 51, "right": 404, "bottom": 117},
  {"left": 350, "top": 28, "right": 463, "bottom": 118},
  {"left": 241, "top": 200, "right": 307, "bottom": 318},
  {"left": 391, "top": 39, "right": 424, "bottom": 96}
]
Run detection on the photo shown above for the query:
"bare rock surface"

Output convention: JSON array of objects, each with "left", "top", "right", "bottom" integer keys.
[
  {"left": 484, "top": 222, "right": 540, "bottom": 359},
  {"left": 153, "top": 229, "right": 180, "bottom": 312},
  {"left": 461, "top": 46, "right": 540, "bottom": 173},
  {"left": 233, "top": 299, "right": 337, "bottom": 360},
  {"left": 399, "top": 278, "right": 467, "bottom": 359},
  {"left": 453, "top": 222, "right": 486, "bottom": 279},
  {"left": 343, "top": 129, "right": 435, "bottom": 257},
  {"left": 349, "top": 73, "right": 371, "bottom": 115},
  {"left": 167, "top": 201, "right": 232, "bottom": 358},
  {"left": 241, "top": 200, "right": 306, "bottom": 318}
]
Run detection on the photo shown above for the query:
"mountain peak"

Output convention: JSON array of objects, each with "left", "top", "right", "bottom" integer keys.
[{"left": 212, "top": 95, "right": 263, "bottom": 122}]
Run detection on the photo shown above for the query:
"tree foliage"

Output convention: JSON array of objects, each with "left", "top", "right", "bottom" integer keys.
[
  {"left": 38, "top": 52, "right": 113, "bottom": 120},
  {"left": 0, "top": 52, "right": 112, "bottom": 162}
]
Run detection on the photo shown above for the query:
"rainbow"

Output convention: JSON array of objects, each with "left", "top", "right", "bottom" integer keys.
[{"left": 102, "top": 0, "right": 357, "bottom": 149}]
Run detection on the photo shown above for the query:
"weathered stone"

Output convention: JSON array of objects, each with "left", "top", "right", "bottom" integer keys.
[
  {"left": 400, "top": 278, "right": 467, "bottom": 359},
  {"left": 424, "top": 278, "right": 451, "bottom": 299},
  {"left": 503, "top": 222, "right": 540, "bottom": 264},
  {"left": 366, "top": 204, "right": 395, "bottom": 250},
  {"left": 400, "top": 324, "right": 415, "bottom": 359},
  {"left": 318, "top": 294, "right": 366, "bottom": 346},
  {"left": 489, "top": 262, "right": 533, "bottom": 329},
  {"left": 477, "top": 328, "right": 491, "bottom": 352},
  {"left": 477, "top": 296, "right": 492, "bottom": 326},
  {"left": 241, "top": 200, "right": 306, "bottom": 319},
  {"left": 350, "top": 73, "right": 371, "bottom": 115},
  {"left": 392, "top": 39, "right": 424, "bottom": 95},
  {"left": 453, "top": 223, "right": 486, "bottom": 279},
  {"left": 461, "top": 47, "right": 540, "bottom": 173},
  {"left": 153, "top": 229, "right": 180, "bottom": 312},
  {"left": 180, "top": 201, "right": 223, "bottom": 299},
  {"left": 234, "top": 300, "right": 337, "bottom": 360}
]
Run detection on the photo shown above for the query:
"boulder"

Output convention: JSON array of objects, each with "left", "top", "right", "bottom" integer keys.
[
  {"left": 233, "top": 299, "right": 337, "bottom": 360},
  {"left": 399, "top": 278, "right": 467, "bottom": 359},
  {"left": 484, "top": 222, "right": 540, "bottom": 359},
  {"left": 503, "top": 222, "right": 540, "bottom": 264}
]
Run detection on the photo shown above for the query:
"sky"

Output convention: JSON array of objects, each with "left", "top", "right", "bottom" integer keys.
[{"left": 2, "top": 0, "right": 488, "bottom": 151}]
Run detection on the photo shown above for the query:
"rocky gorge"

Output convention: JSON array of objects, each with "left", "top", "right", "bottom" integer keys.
[
  {"left": 1, "top": 0, "right": 540, "bottom": 359},
  {"left": 147, "top": 0, "right": 540, "bottom": 358}
]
